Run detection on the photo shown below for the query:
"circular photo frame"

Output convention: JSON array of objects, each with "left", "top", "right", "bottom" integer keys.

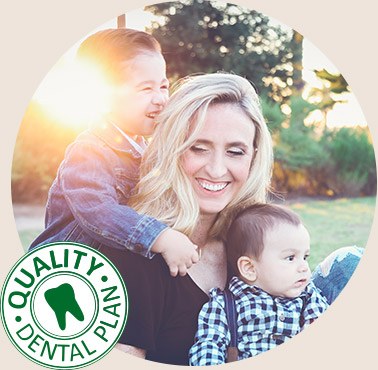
[{"left": 7, "top": 0, "right": 376, "bottom": 368}]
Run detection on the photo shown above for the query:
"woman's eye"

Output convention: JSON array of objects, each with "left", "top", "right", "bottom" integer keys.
[
  {"left": 190, "top": 146, "right": 208, "bottom": 153},
  {"left": 227, "top": 148, "right": 245, "bottom": 156}
]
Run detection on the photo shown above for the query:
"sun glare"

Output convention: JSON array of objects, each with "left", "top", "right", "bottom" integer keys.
[{"left": 33, "top": 58, "right": 112, "bottom": 129}]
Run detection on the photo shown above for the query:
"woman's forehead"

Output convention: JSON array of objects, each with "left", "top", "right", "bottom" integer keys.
[{"left": 193, "top": 103, "right": 255, "bottom": 144}]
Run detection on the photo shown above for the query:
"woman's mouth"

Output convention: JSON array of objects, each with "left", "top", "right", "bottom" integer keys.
[{"left": 197, "top": 179, "right": 229, "bottom": 192}]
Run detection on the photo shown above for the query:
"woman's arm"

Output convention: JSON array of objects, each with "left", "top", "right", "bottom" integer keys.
[{"left": 115, "top": 343, "right": 146, "bottom": 358}]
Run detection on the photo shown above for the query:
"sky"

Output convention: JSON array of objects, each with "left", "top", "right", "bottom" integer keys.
[{"left": 33, "top": 7, "right": 367, "bottom": 128}]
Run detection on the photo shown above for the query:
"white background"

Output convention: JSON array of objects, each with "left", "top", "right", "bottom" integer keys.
[{"left": 1, "top": 1, "right": 377, "bottom": 369}]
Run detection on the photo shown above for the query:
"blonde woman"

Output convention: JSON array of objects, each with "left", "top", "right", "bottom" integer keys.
[{"left": 100, "top": 72, "right": 273, "bottom": 364}]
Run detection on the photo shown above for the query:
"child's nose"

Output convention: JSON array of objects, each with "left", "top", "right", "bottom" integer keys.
[
  {"left": 299, "top": 261, "right": 309, "bottom": 273},
  {"left": 152, "top": 90, "right": 168, "bottom": 107}
]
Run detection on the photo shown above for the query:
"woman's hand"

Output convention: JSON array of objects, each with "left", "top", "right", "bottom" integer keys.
[
  {"left": 115, "top": 343, "right": 146, "bottom": 358},
  {"left": 151, "top": 228, "right": 200, "bottom": 277}
]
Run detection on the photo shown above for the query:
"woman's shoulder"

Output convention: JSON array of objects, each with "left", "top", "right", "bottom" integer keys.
[{"left": 99, "top": 246, "right": 171, "bottom": 285}]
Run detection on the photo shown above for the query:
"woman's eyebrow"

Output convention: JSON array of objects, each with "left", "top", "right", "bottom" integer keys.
[{"left": 194, "top": 139, "right": 250, "bottom": 148}]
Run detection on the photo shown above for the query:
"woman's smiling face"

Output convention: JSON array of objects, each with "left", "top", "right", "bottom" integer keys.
[{"left": 181, "top": 103, "right": 256, "bottom": 216}]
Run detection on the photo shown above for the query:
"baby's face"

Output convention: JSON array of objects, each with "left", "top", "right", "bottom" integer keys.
[{"left": 253, "top": 222, "right": 311, "bottom": 298}]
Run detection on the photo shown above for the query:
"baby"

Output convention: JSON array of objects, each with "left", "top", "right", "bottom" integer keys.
[{"left": 189, "top": 203, "right": 329, "bottom": 365}]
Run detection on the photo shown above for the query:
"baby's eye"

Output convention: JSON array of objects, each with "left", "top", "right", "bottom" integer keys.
[
  {"left": 285, "top": 255, "right": 295, "bottom": 261},
  {"left": 304, "top": 254, "right": 310, "bottom": 260}
]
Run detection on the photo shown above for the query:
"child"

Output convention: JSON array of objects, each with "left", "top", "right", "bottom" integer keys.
[
  {"left": 189, "top": 204, "right": 329, "bottom": 365},
  {"left": 29, "top": 28, "right": 199, "bottom": 277}
]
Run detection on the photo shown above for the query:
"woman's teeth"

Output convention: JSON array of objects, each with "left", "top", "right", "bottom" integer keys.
[{"left": 198, "top": 181, "right": 228, "bottom": 192}]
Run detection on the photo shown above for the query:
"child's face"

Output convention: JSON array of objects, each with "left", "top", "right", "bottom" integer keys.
[
  {"left": 251, "top": 222, "right": 311, "bottom": 298},
  {"left": 109, "top": 52, "right": 169, "bottom": 137}
]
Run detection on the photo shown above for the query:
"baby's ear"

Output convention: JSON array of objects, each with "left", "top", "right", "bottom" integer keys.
[{"left": 237, "top": 256, "right": 257, "bottom": 283}]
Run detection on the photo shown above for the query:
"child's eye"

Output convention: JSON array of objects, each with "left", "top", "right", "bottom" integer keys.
[
  {"left": 285, "top": 255, "right": 295, "bottom": 261},
  {"left": 304, "top": 254, "right": 310, "bottom": 260}
]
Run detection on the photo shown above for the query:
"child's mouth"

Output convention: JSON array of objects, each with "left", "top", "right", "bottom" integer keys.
[{"left": 146, "top": 112, "right": 160, "bottom": 119}]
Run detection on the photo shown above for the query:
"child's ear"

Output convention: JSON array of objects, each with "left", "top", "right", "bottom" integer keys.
[{"left": 237, "top": 256, "right": 257, "bottom": 283}]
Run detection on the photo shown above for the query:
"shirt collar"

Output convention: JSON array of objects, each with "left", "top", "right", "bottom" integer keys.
[
  {"left": 228, "top": 276, "right": 310, "bottom": 301},
  {"left": 90, "top": 119, "right": 143, "bottom": 158}
]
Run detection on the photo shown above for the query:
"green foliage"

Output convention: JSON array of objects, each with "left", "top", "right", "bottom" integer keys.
[
  {"left": 260, "top": 95, "right": 285, "bottom": 134},
  {"left": 146, "top": 0, "right": 294, "bottom": 102},
  {"left": 308, "top": 69, "right": 350, "bottom": 111},
  {"left": 315, "top": 69, "right": 349, "bottom": 94},
  {"left": 274, "top": 95, "right": 322, "bottom": 170},
  {"left": 324, "top": 127, "right": 376, "bottom": 196}
]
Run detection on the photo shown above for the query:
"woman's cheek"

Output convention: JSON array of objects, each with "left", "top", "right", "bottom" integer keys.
[
  {"left": 181, "top": 152, "right": 201, "bottom": 177},
  {"left": 236, "top": 159, "right": 252, "bottom": 184}
]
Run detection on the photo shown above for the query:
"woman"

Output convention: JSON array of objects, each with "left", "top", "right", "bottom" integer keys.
[
  {"left": 99, "top": 73, "right": 361, "bottom": 365},
  {"left": 99, "top": 72, "right": 272, "bottom": 364}
]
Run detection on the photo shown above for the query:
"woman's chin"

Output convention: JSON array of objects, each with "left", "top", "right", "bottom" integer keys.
[{"left": 198, "top": 202, "right": 229, "bottom": 217}]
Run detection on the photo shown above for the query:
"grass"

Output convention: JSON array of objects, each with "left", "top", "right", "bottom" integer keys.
[
  {"left": 287, "top": 196, "right": 375, "bottom": 270},
  {"left": 19, "top": 229, "right": 43, "bottom": 252},
  {"left": 17, "top": 197, "right": 375, "bottom": 269}
]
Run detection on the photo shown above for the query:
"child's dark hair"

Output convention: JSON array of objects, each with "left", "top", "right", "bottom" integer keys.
[
  {"left": 226, "top": 204, "right": 302, "bottom": 276},
  {"left": 76, "top": 28, "right": 162, "bottom": 83}
]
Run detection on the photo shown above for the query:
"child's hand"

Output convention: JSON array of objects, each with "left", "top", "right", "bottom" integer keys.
[{"left": 151, "top": 228, "right": 200, "bottom": 277}]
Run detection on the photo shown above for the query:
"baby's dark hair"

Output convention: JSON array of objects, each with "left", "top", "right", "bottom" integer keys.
[
  {"left": 76, "top": 28, "right": 162, "bottom": 83},
  {"left": 226, "top": 204, "right": 302, "bottom": 276}
]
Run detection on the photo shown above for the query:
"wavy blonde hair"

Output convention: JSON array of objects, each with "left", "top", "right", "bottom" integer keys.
[{"left": 130, "top": 72, "right": 273, "bottom": 239}]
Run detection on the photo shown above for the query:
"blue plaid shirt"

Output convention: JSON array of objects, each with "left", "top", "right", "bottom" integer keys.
[{"left": 189, "top": 276, "right": 329, "bottom": 365}]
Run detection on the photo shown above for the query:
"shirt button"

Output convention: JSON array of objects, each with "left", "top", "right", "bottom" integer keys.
[{"left": 279, "top": 314, "right": 285, "bottom": 321}]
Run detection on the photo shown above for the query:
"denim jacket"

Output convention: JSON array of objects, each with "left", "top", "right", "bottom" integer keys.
[{"left": 29, "top": 121, "right": 167, "bottom": 258}]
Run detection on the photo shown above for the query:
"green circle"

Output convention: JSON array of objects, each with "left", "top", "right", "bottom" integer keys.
[
  {"left": 30, "top": 271, "right": 99, "bottom": 340},
  {"left": 0, "top": 242, "right": 129, "bottom": 369}
]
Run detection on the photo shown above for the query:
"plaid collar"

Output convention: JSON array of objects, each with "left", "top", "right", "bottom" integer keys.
[{"left": 228, "top": 276, "right": 310, "bottom": 301}]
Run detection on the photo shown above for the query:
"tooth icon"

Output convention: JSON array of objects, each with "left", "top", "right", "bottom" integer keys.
[{"left": 44, "top": 283, "right": 84, "bottom": 330}]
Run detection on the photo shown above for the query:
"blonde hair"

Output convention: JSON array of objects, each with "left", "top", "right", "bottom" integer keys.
[{"left": 130, "top": 73, "right": 273, "bottom": 239}]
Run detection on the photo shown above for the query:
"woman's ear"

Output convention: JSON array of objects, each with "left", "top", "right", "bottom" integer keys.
[{"left": 237, "top": 256, "right": 257, "bottom": 283}]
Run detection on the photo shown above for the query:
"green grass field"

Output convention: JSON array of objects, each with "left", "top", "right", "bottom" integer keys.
[
  {"left": 17, "top": 196, "right": 375, "bottom": 270},
  {"left": 287, "top": 196, "right": 375, "bottom": 269}
]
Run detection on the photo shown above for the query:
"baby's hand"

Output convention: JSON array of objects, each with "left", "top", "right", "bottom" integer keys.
[{"left": 151, "top": 228, "right": 200, "bottom": 277}]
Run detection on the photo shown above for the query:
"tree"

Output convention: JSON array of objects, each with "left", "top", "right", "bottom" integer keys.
[
  {"left": 145, "top": 0, "right": 295, "bottom": 102},
  {"left": 308, "top": 69, "right": 350, "bottom": 126}
]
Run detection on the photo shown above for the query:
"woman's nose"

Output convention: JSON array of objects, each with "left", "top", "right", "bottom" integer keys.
[{"left": 205, "top": 153, "right": 228, "bottom": 178}]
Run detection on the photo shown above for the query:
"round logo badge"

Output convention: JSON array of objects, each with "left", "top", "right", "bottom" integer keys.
[{"left": 1, "top": 242, "right": 128, "bottom": 369}]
